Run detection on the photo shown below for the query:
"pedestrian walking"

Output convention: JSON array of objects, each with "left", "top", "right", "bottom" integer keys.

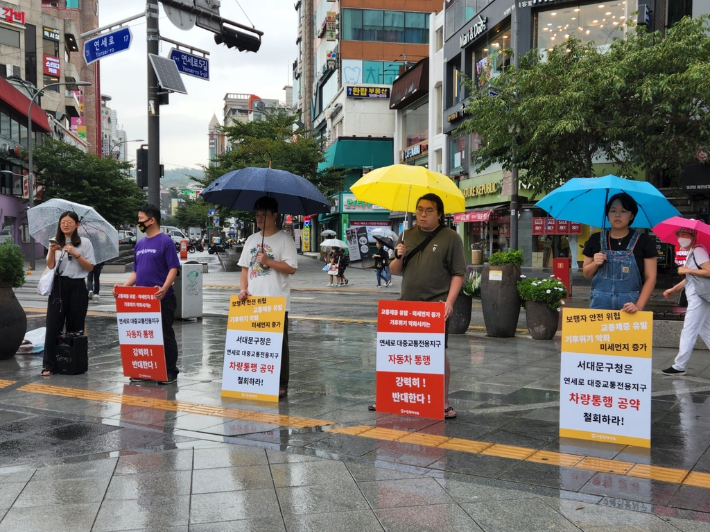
[
  {"left": 336, "top": 247, "right": 349, "bottom": 286},
  {"left": 372, "top": 240, "right": 391, "bottom": 287},
  {"left": 86, "top": 261, "right": 104, "bottom": 300},
  {"left": 582, "top": 192, "right": 657, "bottom": 312},
  {"left": 369, "top": 193, "right": 466, "bottom": 419},
  {"left": 663, "top": 228, "right": 710, "bottom": 376},
  {"left": 326, "top": 247, "right": 338, "bottom": 287},
  {"left": 238, "top": 196, "right": 298, "bottom": 399},
  {"left": 112, "top": 204, "right": 180, "bottom": 385},
  {"left": 42, "top": 211, "right": 96, "bottom": 376}
]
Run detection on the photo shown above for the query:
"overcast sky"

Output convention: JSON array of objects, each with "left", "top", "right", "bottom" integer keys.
[{"left": 99, "top": 1, "right": 297, "bottom": 171}]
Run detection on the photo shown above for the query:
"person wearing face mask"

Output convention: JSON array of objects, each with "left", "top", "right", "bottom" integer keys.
[
  {"left": 662, "top": 228, "right": 710, "bottom": 376},
  {"left": 582, "top": 192, "right": 658, "bottom": 313},
  {"left": 113, "top": 204, "right": 181, "bottom": 384}
]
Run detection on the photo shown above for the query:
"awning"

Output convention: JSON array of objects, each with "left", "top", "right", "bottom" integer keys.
[
  {"left": 0, "top": 77, "right": 51, "bottom": 133},
  {"left": 318, "top": 139, "right": 394, "bottom": 171},
  {"left": 389, "top": 58, "right": 429, "bottom": 110},
  {"left": 453, "top": 205, "right": 505, "bottom": 222}
]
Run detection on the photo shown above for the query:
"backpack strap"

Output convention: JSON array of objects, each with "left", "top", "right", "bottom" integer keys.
[{"left": 402, "top": 226, "right": 444, "bottom": 271}]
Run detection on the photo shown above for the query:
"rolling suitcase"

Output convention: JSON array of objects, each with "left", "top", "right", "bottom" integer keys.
[{"left": 55, "top": 334, "right": 88, "bottom": 375}]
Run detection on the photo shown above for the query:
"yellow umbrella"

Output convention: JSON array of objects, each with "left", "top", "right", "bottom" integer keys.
[{"left": 351, "top": 164, "right": 465, "bottom": 214}]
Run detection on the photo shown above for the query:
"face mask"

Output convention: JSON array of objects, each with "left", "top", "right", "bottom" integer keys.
[
  {"left": 137, "top": 221, "right": 149, "bottom": 233},
  {"left": 678, "top": 238, "right": 692, "bottom": 249}
]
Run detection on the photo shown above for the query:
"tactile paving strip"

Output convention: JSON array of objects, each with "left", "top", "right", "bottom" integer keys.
[
  {"left": 326, "top": 425, "right": 709, "bottom": 488},
  {"left": 19, "top": 383, "right": 334, "bottom": 429},
  {"left": 0, "top": 380, "right": 15, "bottom": 388}
]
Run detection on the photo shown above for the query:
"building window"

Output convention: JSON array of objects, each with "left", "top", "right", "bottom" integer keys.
[
  {"left": 536, "top": 2, "right": 633, "bottom": 52},
  {"left": 668, "top": 0, "right": 692, "bottom": 28},
  {"left": 363, "top": 61, "right": 384, "bottom": 84},
  {"left": 0, "top": 110, "right": 9, "bottom": 138},
  {"left": 402, "top": 97, "right": 429, "bottom": 149},
  {"left": 435, "top": 85, "right": 442, "bottom": 134},
  {"left": 10, "top": 117, "right": 19, "bottom": 142},
  {"left": 342, "top": 9, "right": 430, "bottom": 44},
  {"left": 436, "top": 27, "right": 443, "bottom": 51},
  {"left": 449, "top": 135, "right": 466, "bottom": 174},
  {"left": 473, "top": 26, "right": 512, "bottom": 87},
  {"left": 43, "top": 75, "right": 60, "bottom": 92},
  {"left": 20, "top": 123, "right": 27, "bottom": 147},
  {"left": 0, "top": 28, "right": 20, "bottom": 48}
]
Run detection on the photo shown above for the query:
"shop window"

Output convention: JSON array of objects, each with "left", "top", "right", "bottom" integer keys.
[
  {"left": 0, "top": 28, "right": 20, "bottom": 48},
  {"left": 473, "top": 27, "right": 512, "bottom": 87},
  {"left": 536, "top": 2, "right": 633, "bottom": 53},
  {"left": 0, "top": 218, "right": 15, "bottom": 244},
  {"left": 449, "top": 135, "right": 466, "bottom": 174},
  {"left": 384, "top": 11, "right": 404, "bottom": 42},
  {"left": 402, "top": 97, "right": 429, "bottom": 148}
]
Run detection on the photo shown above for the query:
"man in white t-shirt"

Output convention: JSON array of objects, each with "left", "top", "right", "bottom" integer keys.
[{"left": 238, "top": 196, "right": 298, "bottom": 398}]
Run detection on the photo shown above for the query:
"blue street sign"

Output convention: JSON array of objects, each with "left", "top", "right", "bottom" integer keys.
[
  {"left": 169, "top": 48, "right": 209, "bottom": 81},
  {"left": 84, "top": 27, "right": 132, "bottom": 65},
  {"left": 214, "top": 217, "right": 220, "bottom": 226},
  {"left": 208, "top": 209, "right": 215, "bottom": 217}
]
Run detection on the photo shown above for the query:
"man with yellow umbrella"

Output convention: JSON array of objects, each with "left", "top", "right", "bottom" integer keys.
[{"left": 353, "top": 165, "right": 466, "bottom": 419}]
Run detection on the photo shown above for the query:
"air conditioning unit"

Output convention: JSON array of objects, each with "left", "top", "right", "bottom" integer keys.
[{"left": 8, "top": 65, "right": 21, "bottom": 78}]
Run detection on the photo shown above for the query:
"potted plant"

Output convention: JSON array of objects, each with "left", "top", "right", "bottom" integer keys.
[
  {"left": 0, "top": 241, "right": 26, "bottom": 360},
  {"left": 450, "top": 265, "right": 481, "bottom": 334},
  {"left": 518, "top": 275, "right": 567, "bottom": 340},
  {"left": 481, "top": 250, "right": 524, "bottom": 337}
]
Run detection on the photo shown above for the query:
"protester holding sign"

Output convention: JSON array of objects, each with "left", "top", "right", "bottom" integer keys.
[
  {"left": 113, "top": 204, "right": 180, "bottom": 385},
  {"left": 369, "top": 193, "right": 466, "bottom": 419},
  {"left": 662, "top": 228, "right": 710, "bottom": 376},
  {"left": 582, "top": 193, "right": 657, "bottom": 313},
  {"left": 237, "top": 196, "right": 298, "bottom": 399}
]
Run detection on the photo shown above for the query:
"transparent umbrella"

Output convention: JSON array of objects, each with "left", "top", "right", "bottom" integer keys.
[
  {"left": 27, "top": 199, "right": 119, "bottom": 263},
  {"left": 321, "top": 229, "right": 337, "bottom": 237},
  {"left": 370, "top": 227, "right": 398, "bottom": 242}
]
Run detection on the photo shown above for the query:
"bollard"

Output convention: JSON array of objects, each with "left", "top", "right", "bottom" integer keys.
[{"left": 180, "top": 239, "right": 188, "bottom": 260}]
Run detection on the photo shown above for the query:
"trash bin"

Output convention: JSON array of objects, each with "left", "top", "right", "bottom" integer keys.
[{"left": 174, "top": 262, "right": 203, "bottom": 319}]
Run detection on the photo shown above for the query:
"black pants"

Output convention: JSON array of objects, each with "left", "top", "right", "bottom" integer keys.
[
  {"left": 280, "top": 313, "right": 289, "bottom": 390},
  {"left": 44, "top": 276, "right": 89, "bottom": 371},
  {"left": 86, "top": 264, "right": 102, "bottom": 294},
  {"left": 161, "top": 294, "right": 179, "bottom": 374}
]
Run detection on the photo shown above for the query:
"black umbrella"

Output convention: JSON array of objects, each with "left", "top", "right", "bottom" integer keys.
[
  {"left": 201, "top": 167, "right": 331, "bottom": 215},
  {"left": 372, "top": 235, "right": 395, "bottom": 249}
]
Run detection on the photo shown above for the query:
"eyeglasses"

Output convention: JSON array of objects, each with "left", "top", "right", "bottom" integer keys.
[{"left": 416, "top": 208, "right": 437, "bottom": 216}]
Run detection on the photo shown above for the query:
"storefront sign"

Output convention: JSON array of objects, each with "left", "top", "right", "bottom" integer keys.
[
  {"left": 115, "top": 286, "right": 167, "bottom": 382},
  {"left": 221, "top": 296, "right": 285, "bottom": 402},
  {"left": 533, "top": 217, "right": 582, "bottom": 235},
  {"left": 518, "top": 0, "right": 558, "bottom": 7},
  {"left": 447, "top": 107, "right": 465, "bottom": 122},
  {"left": 453, "top": 210, "right": 495, "bottom": 222},
  {"left": 43, "top": 27, "right": 60, "bottom": 41},
  {"left": 1, "top": 8, "right": 25, "bottom": 25},
  {"left": 342, "top": 193, "right": 386, "bottom": 211},
  {"left": 559, "top": 308, "right": 652, "bottom": 447},
  {"left": 347, "top": 86, "right": 390, "bottom": 98},
  {"left": 326, "top": 12, "right": 336, "bottom": 41},
  {"left": 462, "top": 182, "right": 498, "bottom": 198},
  {"left": 376, "top": 300, "right": 445, "bottom": 419},
  {"left": 460, "top": 16, "right": 487, "bottom": 48},
  {"left": 302, "top": 226, "right": 310, "bottom": 252},
  {"left": 401, "top": 142, "right": 428, "bottom": 162},
  {"left": 43, "top": 55, "right": 60, "bottom": 77}
]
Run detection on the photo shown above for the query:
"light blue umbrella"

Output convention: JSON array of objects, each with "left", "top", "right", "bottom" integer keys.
[{"left": 535, "top": 175, "right": 680, "bottom": 229}]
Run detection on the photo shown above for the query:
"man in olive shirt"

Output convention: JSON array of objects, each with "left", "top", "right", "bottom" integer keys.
[{"left": 370, "top": 193, "right": 466, "bottom": 419}]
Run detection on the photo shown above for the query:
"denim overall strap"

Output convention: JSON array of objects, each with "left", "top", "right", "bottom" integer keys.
[{"left": 590, "top": 230, "right": 643, "bottom": 310}]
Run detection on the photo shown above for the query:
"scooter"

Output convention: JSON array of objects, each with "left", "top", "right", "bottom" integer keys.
[
  {"left": 207, "top": 242, "right": 227, "bottom": 254},
  {"left": 187, "top": 239, "right": 204, "bottom": 253}
]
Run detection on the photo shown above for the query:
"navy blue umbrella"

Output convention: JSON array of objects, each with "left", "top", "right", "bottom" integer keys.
[{"left": 201, "top": 167, "right": 331, "bottom": 215}]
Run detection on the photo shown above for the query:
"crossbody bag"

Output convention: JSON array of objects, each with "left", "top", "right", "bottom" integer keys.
[
  {"left": 688, "top": 247, "right": 710, "bottom": 303},
  {"left": 401, "top": 226, "right": 444, "bottom": 272}
]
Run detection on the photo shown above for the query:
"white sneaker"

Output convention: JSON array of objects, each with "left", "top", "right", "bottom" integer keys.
[
  {"left": 94, "top": 294, "right": 100, "bottom": 300},
  {"left": 88, "top": 290, "right": 93, "bottom": 299}
]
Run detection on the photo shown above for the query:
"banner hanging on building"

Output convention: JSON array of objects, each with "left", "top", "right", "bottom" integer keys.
[
  {"left": 376, "top": 300, "right": 445, "bottom": 419},
  {"left": 221, "top": 296, "right": 285, "bottom": 402},
  {"left": 559, "top": 308, "right": 652, "bottom": 447}
]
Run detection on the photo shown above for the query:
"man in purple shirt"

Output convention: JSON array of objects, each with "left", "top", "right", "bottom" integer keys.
[{"left": 113, "top": 204, "right": 181, "bottom": 384}]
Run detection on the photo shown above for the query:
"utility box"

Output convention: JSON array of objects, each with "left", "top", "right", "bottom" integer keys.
[
  {"left": 174, "top": 262, "right": 203, "bottom": 320},
  {"left": 553, "top": 257, "right": 571, "bottom": 296}
]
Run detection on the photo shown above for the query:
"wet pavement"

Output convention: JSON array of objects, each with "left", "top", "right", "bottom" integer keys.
[{"left": 3, "top": 252, "right": 710, "bottom": 531}]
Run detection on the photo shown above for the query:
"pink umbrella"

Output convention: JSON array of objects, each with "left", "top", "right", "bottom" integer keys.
[{"left": 652, "top": 216, "right": 710, "bottom": 247}]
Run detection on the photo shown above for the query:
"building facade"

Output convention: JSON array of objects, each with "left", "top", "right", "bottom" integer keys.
[{"left": 208, "top": 113, "right": 224, "bottom": 166}]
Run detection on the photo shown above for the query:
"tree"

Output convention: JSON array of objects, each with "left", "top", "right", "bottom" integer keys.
[
  {"left": 459, "top": 15, "right": 710, "bottom": 194},
  {"left": 174, "top": 198, "right": 210, "bottom": 229},
  {"left": 32, "top": 140, "right": 146, "bottom": 226}
]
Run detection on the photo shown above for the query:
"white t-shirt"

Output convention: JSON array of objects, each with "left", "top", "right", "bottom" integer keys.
[
  {"left": 238, "top": 230, "right": 298, "bottom": 311},
  {"left": 48, "top": 237, "right": 96, "bottom": 279},
  {"left": 685, "top": 245, "right": 710, "bottom": 298}
]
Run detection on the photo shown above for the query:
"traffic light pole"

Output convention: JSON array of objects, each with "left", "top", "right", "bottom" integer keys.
[{"left": 147, "top": 0, "right": 160, "bottom": 207}]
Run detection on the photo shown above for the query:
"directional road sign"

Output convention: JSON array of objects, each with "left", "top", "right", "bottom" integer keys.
[
  {"left": 169, "top": 48, "right": 209, "bottom": 81},
  {"left": 84, "top": 27, "right": 132, "bottom": 65}
]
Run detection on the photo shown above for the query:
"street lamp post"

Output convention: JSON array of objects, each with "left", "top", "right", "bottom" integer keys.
[
  {"left": 22, "top": 80, "right": 92, "bottom": 269},
  {"left": 110, "top": 138, "right": 144, "bottom": 160}
]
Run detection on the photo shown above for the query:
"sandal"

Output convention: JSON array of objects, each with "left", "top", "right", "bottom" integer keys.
[
  {"left": 444, "top": 406, "right": 457, "bottom": 419},
  {"left": 368, "top": 404, "right": 376, "bottom": 411},
  {"left": 41, "top": 369, "right": 55, "bottom": 377}
]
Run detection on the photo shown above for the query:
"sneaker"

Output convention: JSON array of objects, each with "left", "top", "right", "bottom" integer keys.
[
  {"left": 327, "top": 283, "right": 333, "bottom": 287},
  {"left": 386, "top": 280, "right": 392, "bottom": 287},
  {"left": 129, "top": 377, "right": 150, "bottom": 382},
  {"left": 95, "top": 294, "right": 100, "bottom": 300},
  {"left": 158, "top": 373, "right": 178, "bottom": 385},
  {"left": 88, "top": 290, "right": 93, "bottom": 299},
  {"left": 662, "top": 367, "right": 685, "bottom": 376}
]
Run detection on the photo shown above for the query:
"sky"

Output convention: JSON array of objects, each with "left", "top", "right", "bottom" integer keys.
[{"left": 99, "top": 1, "right": 297, "bottom": 171}]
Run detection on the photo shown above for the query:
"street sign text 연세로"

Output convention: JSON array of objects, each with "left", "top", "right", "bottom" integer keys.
[{"left": 84, "top": 27, "right": 132, "bottom": 65}]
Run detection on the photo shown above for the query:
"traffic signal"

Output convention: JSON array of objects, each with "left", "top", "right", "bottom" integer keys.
[
  {"left": 636, "top": 4, "right": 651, "bottom": 26},
  {"left": 214, "top": 26, "right": 261, "bottom": 53},
  {"left": 136, "top": 147, "right": 148, "bottom": 188}
]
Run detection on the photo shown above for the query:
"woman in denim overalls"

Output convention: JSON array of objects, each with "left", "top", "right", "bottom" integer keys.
[{"left": 582, "top": 193, "right": 657, "bottom": 313}]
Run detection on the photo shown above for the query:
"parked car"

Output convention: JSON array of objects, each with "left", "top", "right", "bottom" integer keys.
[
  {"left": 0, "top": 227, "right": 12, "bottom": 244},
  {"left": 118, "top": 230, "right": 136, "bottom": 246}
]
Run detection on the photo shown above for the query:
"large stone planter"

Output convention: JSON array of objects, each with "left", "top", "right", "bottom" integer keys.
[
  {"left": 450, "top": 294, "right": 473, "bottom": 334},
  {"left": 0, "top": 284, "right": 26, "bottom": 360},
  {"left": 524, "top": 300, "right": 560, "bottom": 340},
  {"left": 481, "top": 263, "right": 521, "bottom": 337}
]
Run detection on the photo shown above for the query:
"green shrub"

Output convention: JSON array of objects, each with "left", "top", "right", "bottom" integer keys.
[
  {"left": 0, "top": 241, "right": 25, "bottom": 288},
  {"left": 488, "top": 249, "right": 524, "bottom": 266},
  {"left": 517, "top": 275, "right": 567, "bottom": 310}
]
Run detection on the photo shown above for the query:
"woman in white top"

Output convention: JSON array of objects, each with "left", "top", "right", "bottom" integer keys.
[
  {"left": 42, "top": 211, "right": 95, "bottom": 376},
  {"left": 662, "top": 227, "right": 710, "bottom": 376}
]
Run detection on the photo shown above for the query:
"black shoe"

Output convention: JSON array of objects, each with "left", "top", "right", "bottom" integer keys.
[
  {"left": 662, "top": 367, "right": 685, "bottom": 376},
  {"left": 129, "top": 377, "right": 150, "bottom": 383},
  {"left": 158, "top": 373, "right": 178, "bottom": 385}
]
